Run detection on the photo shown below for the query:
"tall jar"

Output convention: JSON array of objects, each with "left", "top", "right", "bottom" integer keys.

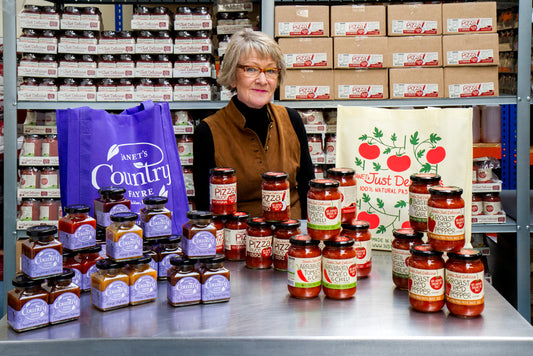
[
  {"left": 427, "top": 186, "right": 465, "bottom": 252},
  {"left": 261, "top": 171, "right": 290, "bottom": 222},
  {"left": 307, "top": 179, "right": 342, "bottom": 240},
  {"left": 22, "top": 225, "right": 63, "bottom": 279},
  {"left": 201, "top": 255, "right": 231, "bottom": 304},
  {"left": 408, "top": 244, "right": 445, "bottom": 313},
  {"left": 124, "top": 255, "right": 158, "bottom": 306},
  {"left": 246, "top": 218, "right": 273, "bottom": 269},
  {"left": 167, "top": 256, "right": 201, "bottom": 307},
  {"left": 287, "top": 235, "right": 322, "bottom": 299},
  {"left": 76, "top": 245, "right": 104, "bottom": 292},
  {"left": 7, "top": 275, "right": 49, "bottom": 332},
  {"left": 140, "top": 195, "right": 172, "bottom": 239},
  {"left": 327, "top": 168, "right": 357, "bottom": 223},
  {"left": 209, "top": 167, "right": 237, "bottom": 215},
  {"left": 322, "top": 237, "right": 357, "bottom": 299},
  {"left": 409, "top": 173, "right": 441, "bottom": 232},
  {"left": 106, "top": 212, "right": 143, "bottom": 262},
  {"left": 340, "top": 220, "right": 372, "bottom": 278},
  {"left": 94, "top": 186, "right": 131, "bottom": 228},
  {"left": 212, "top": 215, "right": 228, "bottom": 255},
  {"left": 273, "top": 219, "right": 301, "bottom": 271},
  {"left": 43, "top": 269, "right": 81, "bottom": 324},
  {"left": 58, "top": 204, "right": 96, "bottom": 251},
  {"left": 182, "top": 210, "right": 216, "bottom": 258},
  {"left": 224, "top": 211, "right": 248, "bottom": 261},
  {"left": 391, "top": 228, "right": 424, "bottom": 290},
  {"left": 91, "top": 259, "right": 129, "bottom": 311}
]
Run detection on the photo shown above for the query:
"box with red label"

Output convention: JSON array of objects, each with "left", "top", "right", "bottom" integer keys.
[
  {"left": 57, "top": 84, "right": 96, "bottom": 101},
  {"left": 18, "top": 82, "right": 58, "bottom": 101},
  {"left": 275, "top": 6, "right": 329, "bottom": 37},
  {"left": 18, "top": 10, "right": 59, "bottom": 30},
  {"left": 442, "top": 2, "right": 496, "bottom": 35},
  {"left": 174, "top": 13, "right": 213, "bottom": 31},
  {"left": 387, "top": 4, "right": 442, "bottom": 36},
  {"left": 135, "top": 38, "right": 173, "bottom": 54},
  {"left": 334, "top": 37, "right": 389, "bottom": 69},
  {"left": 330, "top": 5, "right": 386, "bottom": 37},
  {"left": 18, "top": 58, "right": 58, "bottom": 78},
  {"left": 444, "top": 67, "right": 498, "bottom": 98},
  {"left": 278, "top": 38, "right": 332, "bottom": 69},
  {"left": 18, "top": 36, "right": 57, "bottom": 54},
  {"left": 61, "top": 13, "right": 102, "bottom": 31},
  {"left": 334, "top": 69, "right": 388, "bottom": 99},
  {"left": 96, "top": 84, "right": 134, "bottom": 102},
  {"left": 280, "top": 70, "right": 333, "bottom": 100},
  {"left": 58, "top": 35, "right": 98, "bottom": 55},
  {"left": 389, "top": 68, "right": 443, "bottom": 99},
  {"left": 389, "top": 36, "right": 442, "bottom": 67},
  {"left": 58, "top": 59, "right": 97, "bottom": 78},
  {"left": 442, "top": 34, "right": 499, "bottom": 66}
]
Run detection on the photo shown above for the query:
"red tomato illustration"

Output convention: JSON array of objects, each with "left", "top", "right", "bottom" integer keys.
[
  {"left": 387, "top": 155, "right": 411, "bottom": 172},
  {"left": 358, "top": 142, "right": 380, "bottom": 160},
  {"left": 426, "top": 146, "right": 446, "bottom": 164}
]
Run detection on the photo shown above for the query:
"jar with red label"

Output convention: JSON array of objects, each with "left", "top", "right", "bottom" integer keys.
[
  {"left": 325, "top": 134, "right": 336, "bottom": 156},
  {"left": 135, "top": 5, "right": 150, "bottom": 16},
  {"left": 63, "top": 250, "right": 83, "bottom": 289},
  {"left": 472, "top": 194, "right": 483, "bottom": 216},
  {"left": 94, "top": 186, "right": 131, "bottom": 229},
  {"left": 20, "top": 166, "right": 40, "bottom": 189},
  {"left": 40, "top": 166, "right": 59, "bottom": 189},
  {"left": 212, "top": 215, "right": 227, "bottom": 254},
  {"left": 246, "top": 218, "right": 273, "bottom": 269},
  {"left": 475, "top": 159, "right": 493, "bottom": 183},
  {"left": 472, "top": 163, "right": 478, "bottom": 183},
  {"left": 273, "top": 219, "right": 301, "bottom": 271},
  {"left": 340, "top": 220, "right": 372, "bottom": 278},
  {"left": 408, "top": 244, "right": 445, "bottom": 312},
  {"left": 287, "top": 235, "right": 322, "bottom": 299},
  {"left": 445, "top": 249, "right": 484, "bottom": 317},
  {"left": 40, "top": 198, "right": 59, "bottom": 221},
  {"left": 307, "top": 179, "right": 342, "bottom": 240},
  {"left": 20, "top": 198, "right": 40, "bottom": 221},
  {"left": 224, "top": 212, "right": 248, "bottom": 261},
  {"left": 209, "top": 167, "right": 237, "bottom": 215},
  {"left": 261, "top": 171, "right": 290, "bottom": 222},
  {"left": 391, "top": 228, "right": 424, "bottom": 290},
  {"left": 427, "top": 186, "right": 465, "bottom": 252},
  {"left": 314, "top": 165, "right": 324, "bottom": 179},
  {"left": 177, "top": 135, "right": 193, "bottom": 159},
  {"left": 42, "top": 135, "right": 58, "bottom": 157},
  {"left": 482, "top": 192, "right": 502, "bottom": 215},
  {"left": 322, "top": 236, "right": 357, "bottom": 299},
  {"left": 327, "top": 168, "right": 357, "bottom": 223},
  {"left": 409, "top": 173, "right": 441, "bottom": 232},
  {"left": 22, "top": 135, "right": 42, "bottom": 157},
  {"left": 308, "top": 134, "right": 323, "bottom": 156}
]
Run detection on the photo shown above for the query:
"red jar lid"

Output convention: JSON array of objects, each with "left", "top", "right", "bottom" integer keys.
[
  {"left": 262, "top": 171, "right": 288, "bottom": 180},
  {"left": 447, "top": 249, "right": 482, "bottom": 260},
  {"left": 247, "top": 217, "right": 269, "bottom": 228},
  {"left": 410, "top": 173, "right": 441, "bottom": 183},
  {"left": 327, "top": 167, "right": 354, "bottom": 176},
  {"left": 309, "top": 178, "right": 339, "bottom": 189},
  {"left": 229, "top": 212, "right": 249, "bottom": 221},
  {"left": 341, "top": 220, "right": 370, "bottom": 231},
  {"left": 410, "top": 244, "right": 443, "bottom": 257},
  {"left": 289, "top": 235, "right": 320, "bottom": 246},
  {"left": 324, "top": 236, "right": 355, "bottom": 247},
  {"left": 428, "top": 186, "right": 463, "bottom": 196},
  {"left": 276, "top": 219, "right": 301, "bottom": 229},
  {"left": 392, "top": 228, "right": 423, "bottom": 239},
  {"left": 210, "top": 167, "right": 235, "bottom": 175}
]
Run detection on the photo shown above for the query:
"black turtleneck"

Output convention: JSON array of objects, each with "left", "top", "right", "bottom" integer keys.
[{"left": 233, "top": 96, "right": 271, "bottom": 147}]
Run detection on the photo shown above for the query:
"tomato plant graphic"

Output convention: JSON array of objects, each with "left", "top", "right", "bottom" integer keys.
[{"left": 357, "top": 193, "right": 408, "bottom": 234}]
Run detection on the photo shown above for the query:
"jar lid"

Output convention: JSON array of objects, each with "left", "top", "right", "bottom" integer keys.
[
  {"left": 96, "top": 258, "right": 126, "bottom": 270},
  {"left": 126, "top": 254, "right": 152, "bottom": 265},
  {"left": 276, "top": 219, "right": 301, "bottom": 229},
  {"left": 341, "top": 220, "right": 370, "bottom": 231},
  {"left": 169, "top": 256, "right": 194, "bottom": 267},
  {"left": 247, "top": 217, "right": 270, "bottom": 228},
  {"left": 186, "top": 210, "right": 213, "bottom": 220},
  {"left": 77, "top": 245, "right": 102, "bottom": 254},
  {"left": 261, "top": 171, "right": 288, "bottom": 180},
  {"left": 62, "top": 249, "right": 77, "bottom": 258},
  {"left": 143, "top": 195, "right": 168, "bottom": 205},
  {"left": 98, "top": 186, "right": 126, "bottom": 195},
  {"left": 410, "top": 173, "right": 441, "bottom": 183},
  {"left": 64, "top": 204, "right": 91, "bottom": 214},
  {"left": 428, "top": 186, "right": 463, "bottom": 196},
  {"left": 327, "top": 167, "right": 355, "bottom": 177},
  {"left": 392, "top": 228, "right": 424, "bottom": 240},
  {"left": 447, "top": 249, "right": 482, "bottom": 260},
  {"left": 159, "top": 235, "right": 181, "bottom": 244},
  {"left": 110, "top": 212, "right": 138, "bottom": 222},
  {"left": 324, "top": 236, "right": 355, "bottom": 247},
  {"left": 12, "top": 274, "right": 42, "bottom": 288},
  {"left": 26, "top": 225, "right": 58, "bottom": 238},
  {"left": 410, "top": 244, "right": 443, "bottom": 257},
  {"left": 47, "top": 268, "right": 75, "bottom": 281},
  {"left": 96, "top": 227, "right": 106, "bottom": 240},
  {"left": 229, "top": 211, "right": 249, "bottom": 221},
  {"left": 204, "top": 254, "right": 225, "bottom": 264},
  {"left": 309, "top": 178, "right": 339, "bottom": 189},
  {"left": 210, "top": 167, "right": 235, "bottom": 175},
  {"left": 289, "top": 235, "right": 320, "bottom": 246},
  {"left": 213, "top": 214, "right": 232, "bottom": 221}
]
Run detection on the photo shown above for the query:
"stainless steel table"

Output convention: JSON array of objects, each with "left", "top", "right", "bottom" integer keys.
[{"left": 1, "top": 251, "right": 532, "bottom": 355}]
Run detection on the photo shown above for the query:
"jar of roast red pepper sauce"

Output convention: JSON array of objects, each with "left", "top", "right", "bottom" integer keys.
[
  {"left": 427, "top": 186, "right": 465, "bottom": 252},
  {"left": 273, "top": 219, "right": 301, "bottom": 271},
  {"left": 327, "top": 168, "right": 357, "bottom": 224},
  {"left": 391, "top": 228, "right": 424, "bottom": 290},
  {"left": 322, "top": 236, "right": 357, "bottom": 299},
  {"left": 287, "top": 235, "right": 322, "bottom": 299},
  {"left": 409, "top": 173, "right": 441, "bottom": 232},
  {"left": 408, "top": 244, "right": 445, "bottom": 313},
  {"left": 246, "top": 218, "right": 273, "bottom": 269},
  {"left": 224, "top": 212, "right": 248, "bottom": 261},
  {"left": 340, "top": 220, "right": 372, "bottom": 278},
  {"left": 445, "top": 249, "right": 484, "bottom": 318},
  {"left": 307, "top": 179, "right": 342, "bottom": 240},
  {"left": 209, "top": 168, "right": 237, "bottom": 215},
  {"left": 261, "top": 171, "right": 290, "bottom": 222}
]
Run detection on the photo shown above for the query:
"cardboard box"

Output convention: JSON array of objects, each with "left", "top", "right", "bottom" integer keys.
[
  {"left": 334, "top": 69, "right": 388, "bottom": 99},
  {"left": 389, "top": 36, "right": 441, "bottom": 67},
  {"left": 334, "top": 37, "right": 389, "bottom": 68},
  {"left": 443, "top": 33, "right": 499, "bottom": 66},
  {"left": 443, "top": 2, "right": 497, "bottom": 34},
  {"left": 275, "top": 6, "right": 329, "bottom": 37},
  {"left": 389, "top": 68, "right": 443, "bottom": 98},
  {"left": 279, "top": 38, "right": 332, "bottom": 69},
  {"left": 444, "top": 67, "right": 498, "bottom": 98},
  {"left": 387, "top": 4, "right": 442, "bottom": 36},
  {"left": 330, "top": 5, "right": 386, "bottom": 37},
  {"left": 280, "top": 70, "right": 333, "bottom": 100}
]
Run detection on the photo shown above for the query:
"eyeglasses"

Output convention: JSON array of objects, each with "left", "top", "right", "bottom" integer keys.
[{"left": 237, "top": 64, "right": 281, "bottom": 79}]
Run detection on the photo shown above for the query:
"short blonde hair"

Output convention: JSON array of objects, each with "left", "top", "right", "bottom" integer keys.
[{"left": 217, "top": 28, "right": 286, "bottom": 91}]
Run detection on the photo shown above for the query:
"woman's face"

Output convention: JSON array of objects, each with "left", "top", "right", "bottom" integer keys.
[{"left": 232, "top": 50, "right": 278, "bottom": 109}]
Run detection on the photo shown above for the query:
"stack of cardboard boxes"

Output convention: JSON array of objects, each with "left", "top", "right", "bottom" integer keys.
[{"left": 275, "top": 2, "right": 498, "bottom": 100}]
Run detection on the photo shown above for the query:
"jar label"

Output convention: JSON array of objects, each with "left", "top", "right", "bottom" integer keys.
[
  {"left": 82, "top": 264, "right": 99, "bottom": 291},
  {"left": 408, "top": 267, "right": 445, "bottom": 301},
  {"left": 224, "top": 228, "right": 246, "bottom": 251},
  {"left": 202, "top": 275, "right": 231, "bottom": 302},
  {"left": 167, "top": 276, "right": 201, "bottom": 304},
  {"left": 476, "top": 166, "right": 492, "bottom": 182},
  {"left": 41, "top": 173, "right": 58, "bottom": 189},
  {"left": 20, "top": 174, "right": 38, "bottom": 189},
  {"left": 96, "top": 203, "right": 130, "bottom": 227},
  {"left": 142, "top": 214, "right": 172, "bottom": 238},
  {"left": 409, "top": 192, "right": 430, "bottom": 222},
  {"left": 339, "top": 185, "right": 357, "bottom": 210},
  {"left": 130, "top": 275, "right": 157, "bottom": 303},
  {"left": 210, "top": 182, "right": 237, "bottom": 206},
  {"left": 483, "top": 201, "right": 502, "bottom": 216},
  {"left": 7, "top": 299, "right": 49, "bottom": 331},
  {"left": 308, "top": 141, "right": 322, "bottom": 155},
  {"left": 50, "top": 292, "right": 80, "bottom": 323},
  {"left": 326, "top": 141, "right": 336, "bottom": 155},
  {"left": 262, "top": 189, "right": 290, "bottom": 213},
  {"left": 20, "top": 205, "right": 36, "bottom": 221},
  {"left": 106, "top": 232, "right": 143, "bottom": 260},
  {"left": 149, "top": 257, "right": 158, "bottom": 275},
  {"left": 322, "top": 256, "right": 357, "bottom": 289},
  {"left": 182, "top": 231, "right": 216, "bottom": 257},
  {"left": 273, "top": 237, "right": 290, "bottom": 261},
  {"left": 307, "top": 198, "right": 341, "bottom": 230},
  {"left": 287, "top": 256, "right": 322, "bottom": 288},
  {"left": 246, "top": 235, "right": 273, "bottom": 258},
  {"left": 178, "top": 142, "right": 193, "bottom": 157},
  {"left": 42, "top": 142, "right": 51, "bottom": 157},
  {"left": 99, "top": 245, "right": 107, "bottom": 259},
  {"left": 39, "top": 204, "right": 52, "bottom": 221},
  {"left": 427, "top": 207, "right": 465, "bottom": 241},
  {"left": 353, "top": 239, "right": 372, "bottom": 268},
  {"left": 71, "top": 267, "right": 82, "bottom": 289},
  {"left": 59, "top": 224, "right": 96, "bottom": 250},
  {"left": 445, "top": 270, "right": 484, "bottom": 305},
  {"left": 216, "top": 228, "right": 224, "bottom": 253},
  {"left": 22, "top": 248, "right": 62, "bottom": 278},
  {"left": 391, "top": 247, "right": 411, "bottom": 279},
  {"left": 22, "top": 142, "right": 37, "bottom": 157},
  {"left": 91, "top": 281, "right": 129, "bottom": 309},
  {"left": 471, "top": 201, "right": 483, "bottom": 216},
  {"left": 159, "top": 253, "right": 179, "bottom": 277}
]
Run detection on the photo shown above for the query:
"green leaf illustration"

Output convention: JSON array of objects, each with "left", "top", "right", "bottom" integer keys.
[
  {"left": 391, "top": 133, "right": 397, "bottom": 142},
  {"left": 395, "top": 200, "right": 407, "bottom": 208},
  {"left": 430, "top": 133, "right": 442, "bottom": 143},
  {"left": 420, "top": 163, "right": 432, "bottom": 173},
  {"left": 355, "top": 157, "right": 363, "bottom": 167},
  {"left": 372, "top": 162, "right": 381, "bottom": 171},
  {"left": 373, "top": 127, "right": 383, "bottom": 138},
  {"left": 377, "top": 198, "right": 384, "bottom": 209},
  {"left": 383, "top": 147, "right": 391, "bottom": 154},
  {"left": 359, "top": 134, "right": 368, "bottom": 141},
  {"left": 377, "top": 225, "right": 387, "bottom": 234},
  {"left": 410, "top": 131, "right": 420, "bottom": 145},
  {"left": 417, "top": 149, "right": 425, "bottom": 158},
  {"left": 362, "top": 193, "right": 371, "bottom": 203}
]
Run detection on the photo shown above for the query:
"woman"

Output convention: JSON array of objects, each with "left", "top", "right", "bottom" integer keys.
[{"left": 193, "top": 29, "right": 314, "bottom": 219}]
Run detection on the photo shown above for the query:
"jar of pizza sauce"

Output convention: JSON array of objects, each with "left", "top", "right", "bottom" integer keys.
[
  {"left": 91, "top": 259, "right": 129, "bottom": 311},
  {"left": 106, "top": 212, "right": 143, "bottom": 262},
  {"left": 427, "top": 186, "right": 465, "bottom": 252},
  {"left": 246, "top": 218, "right": 273, "bottom": 269},
  {"left": 7, "top": 275, "right": 49, "bottom": 332},
  {"left": 212, "top": 215, "right": 227, "bottom": 255},
  {"left": 94, "top": 186, "right": 131, "bottom": 229},
  {"left": 409, "top": 173, "right": 441, "bottom": 232},
  {"left": 408, "top": 244, "right": 445, "bottom": 313},
  {"left": 307, "top": 179, "right": 342, "bottom": 240},
  {"left": 22, "top": 225, "right": 63, "bottom": 279},
  {"left": 261, "top": 171, "right": 290, "bottom": 222},
  {"left": 327, "top": 168, "right": 357, "bottom": 223},
  {"left": 340, "top": 220, "right": 372, "bottom": 278},
  {"left": 391, "top": 228, "right": 424, "bottom": 290},
  {"left": 140, "top": 195, "right": 172, "bottom": 239},
  {"left": 224, "top": 212, "right": 248, "bottom": 261},
  {"left": 167, "top": 256, "right": 201, "bottom": 307},
  {"left": 273, "top": 219, "right": 301, "bottom": 271},
  {"left": 209, "top": 167, "right": 237, "bottom": 215},
  {"left": 287, "top": 235, "right": 322, "bottom": 299},
  {"left": 58, "top": 204, "right": 96, "bottom": 251},
  {"left": 43, "top": 269, "right": 81, "bottom": 324},
  {"left": 322, "top": 236, "right": 357, "bottom": 299}
]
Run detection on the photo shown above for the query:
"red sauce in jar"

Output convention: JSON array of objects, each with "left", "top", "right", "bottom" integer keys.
[
  {"left": 7, "top": 275, "right": 49, "bottom": 332},
  {"left": 445, "top": 249, "right": 484, "bottom": 318},
  {"left": 471, "top": 194, "right": 483, "bottom": 216},
  {"left": 307, "top": 134, "right": 323, "bottom": 156},
  {"left": 307, "top": 179, "right": 342, "bottom": 240},
  {"left": 224, "top": 212, "right": 248, "bottom": 261},
  {"left": 327, "top": 168, "right": 357, "bottom": 223},
  {"left": 261, "top": 172, "right": 290, "bottom": 222},
  {"left": 58, "top": 204, "right": 97, "bottom": 251},
  {"left": 391, "top": 228, "right": 424, "bottom": 290},
  {"left": 273, "top": 219, "right": 301, "bottom": 271},
  {"left": 209, "top": 168, "right": 237, "bottom": 215},
  {"left": 287, "top": 235, "right": 322, "bottom": 299},
  {"left": 322, "top": 236, "right": 357, "bottom": 299},
  {"left": 427, "top": 186, "right": 465, "bottom": 252},
  {"left": 340, "top": 220, "right": 372, "bottom": 277},
  {"left": 409, "top": 173, "right": 441, "bottom": 232},
  {"left": 246, "top": 218, "right": 273, "bottom": 269},
  {"left": 408, "top": 244, "right": 445, "bottom": 313},
  {"left": 94, "top": 186, "right": 131, "bottom": 228},
  {"left": 212, "top": 215, "right": 228, "bottom": 254},
  {"left": 482, "top": 193, "right": 502, "bottom": 215}
]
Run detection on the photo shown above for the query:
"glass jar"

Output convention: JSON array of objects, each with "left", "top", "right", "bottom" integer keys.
[
  {"left": 40, "top": 198, "right": 59, "bottom": 221},
  {"left": 445, "top": 249, "right": 484, "bottom": 318},
  {"left": 212, "top": 215, "right": 228, "bottom": 255},
  {"left": 20, "top": 167, "right": 40, "bottom": 189},
  {"left": 94, "top": 186, "right": 131, "bottom": 228},
  {"left": 391, "top": 228, "right": 424, "bottom": 290},
  {"left": 106, "top": 212, "right": 143, "bottom": 262},
  {"left": 22, "top": 225, "right": 63, "bottom": 279},
  {"left": 427, "top": 186, "right": 465, "bottom": 252},
  {"left": 91, "top": 259, "right": 129, "bottom": 311},
  {"left": 246, "top": 218, "right": 273, "bottom": 269},
  {"left": 182, "top": 210, "right": 216, "bottom": 258},
  {"left": 140, "top": 195, "right": 172, "bottom": 239},
  {"left": 155, "top": 235, "right": 182, "bottom": 280},
  {"left": 58, "top": 204, "right": 96, "bottom": 251},
  {"left": 177, "top": 135, "right": 193, "bottom": 158},
  {"left": 40, "top": 166, "right": 59, "bottom": 189},
  {"left": 327, "top": 168, "right": 357, "bottom": 223},
  {"left": 42, "top": 134, "right": 58, "bottom": 157},
  {"left": 409, "top": 173, "right": 441, "bottom": 232},
  {"left": 308, "top": 134, "right": 323, "bottom": 156},
  {"left": 22, "top": 134, "right": 42, "bottom": 157},
  {"left": 7, "top": 275, "right": 49, "bottom": 332},
  {"left": 340, "top": 220, "right": 372, "bottom": 278},
  {"left": 124, "top": 255, "right": 158, "bottom": 306},
  {"left": 307, "top": 179, "right": 342, "bottom": 240},
  {"left": 322, "top": 236, "right": 357, "bottom": 299},
  {"left": 408, "top": 244, "right": 445, "bottom": 313},
  {"left": 325, "top": 134, "right": 336, "bottom": 156},
  {"left": 143, "top": 239, "right": 159, "bottom": 274},
  {"left": 76, "top": 245, "right": 104, "bottom": 292},
  {"left": 167, "top": 256, "right": 201, "bottom": 307},
  {"left": 482, "top": 192, "right": 502, "bottom": 215},
  {"left": 472, "top": 193, "right": 483, "bottom": 216},
  {"left": 273, "top": 219, "right": 301, "bottom": 271},
  {"left": 475, "top": 159, "right": 493, "bottom": 183},
  {"left": 224, "top": 212, "right": 248, "bottom": 261},
  {"left": 201, "top": 255, "right": 231, "bottom": 304},
  {"left": 314, "top": 165, "right": 324, "bottom": 179},
  {"left": 261, "top": 171, "right": 290, "bottom": 222},
  {"left": 43, "top": 269, "right": 81, "bottom": 324},
  {"left": 288, "top": 235, "right": 322, "bottom": 299},
  {"left": 20, "top": 198, "right": 40, "bottom": 221},
  {"left": 209, "top": 167, "right": 237, "bottom": 215},
  {"left": 63, "top": 250, "right": 82, "bottom": 288}
]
